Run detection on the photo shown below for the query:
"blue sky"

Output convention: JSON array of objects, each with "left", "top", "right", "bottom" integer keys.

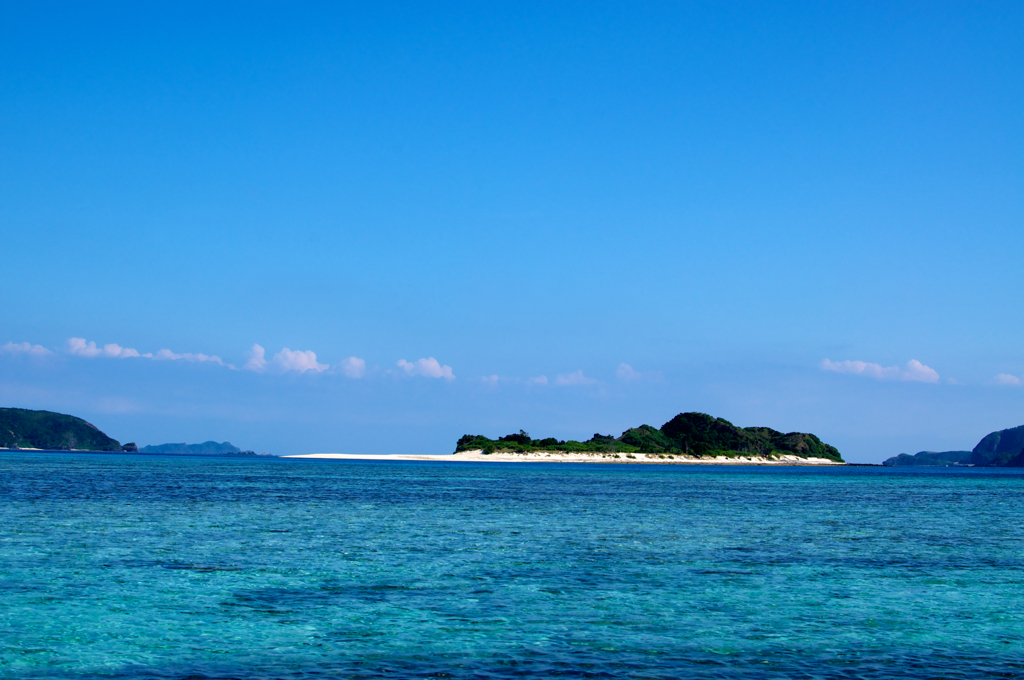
[{"left": 1, "top": 2, "right": 1022, "bottom": 462}]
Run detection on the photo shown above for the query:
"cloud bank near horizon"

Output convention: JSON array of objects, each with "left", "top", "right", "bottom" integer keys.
[
  {"left": 243, "top": 343, "right": 364, "bottom": 376},
  {"left": 397, "top": 357, "right": 455, "bottom": 380},
  {"left": 338, "top": 356, "right": 366, "bottom": 378},
  {"left": 3, "top": 337, "right": 414, "bottom": 380},
  {"left": 13, "top": 338, "right": 1011, "bottom": 393},
  {"left": 615, "top": 363, "right": 663, "bottom": 383},
  {"left": 820, "top": 358, "right": 940, "bottom": 383},
  {"left": 555, "top": 369, "right": 597, "bottom": 386},
  {"left": 1, "top": 342, "right": 52, "bottom": 356},
  {"left": 68, "top": 337, "right": 141, "bottom": 359},
  {"left": 153, "top": 348, "right": 232, "bottom": 367},
  {"left": 244, "top": 344, "right": 267, "bottom": 371},
  {"left": 67, "top": 337, "right": 232, "bottom": 366},
  {"left": 273, "top": 348, "right": 328, "bottom": 373}
]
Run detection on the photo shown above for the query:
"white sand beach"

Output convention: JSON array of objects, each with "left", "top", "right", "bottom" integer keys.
[{"left": 283, "top": 450, "right": 844, "bottom": 465}]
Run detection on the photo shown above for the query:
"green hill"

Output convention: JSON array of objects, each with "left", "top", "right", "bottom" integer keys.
[
  {"left": 456, "top": 412, "right": 842, "bottom": 462},
  {"left": 882, "top": 450, "right": 973, "bottom": 467},
  {"left": 970, "top": 425, "right": 1024, "bottom": 467},
  {"left": 0, "top": 408, "right": 121, "bottom": 451},
  {"left": 885, "top": 424, "right": 1024, "bottom": 467}
]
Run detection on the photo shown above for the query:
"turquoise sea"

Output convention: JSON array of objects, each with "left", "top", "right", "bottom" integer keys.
[{"left": 2, "top": 452, "right": 1024, "bottom": 679}]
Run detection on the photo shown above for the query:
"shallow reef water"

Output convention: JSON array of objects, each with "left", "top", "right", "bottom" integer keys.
[{"left": 1, "top": 452, "right": 1023, "bottom": 679}]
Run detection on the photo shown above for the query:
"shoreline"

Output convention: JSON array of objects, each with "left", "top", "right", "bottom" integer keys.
[
  {"left": 0, "top": 448, "right": 264, "bottom": 458},
  {"left": 0, "top": 448, "right": 846, "bottom": 465},
  {"left": 283, "top": 450, "right": 846, "bottom": 465}
]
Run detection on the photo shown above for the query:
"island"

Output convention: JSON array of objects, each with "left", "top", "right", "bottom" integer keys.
[
  {"left": 969, "top": 424, "right": 1024, "bottom": 467},
  {"left": 882, "top": 424, "right": 1024, "bottom": 467},
  {"left": 287, "top": 411, "right": 844, "bottom": 464},
  {"left": 0, "top": 407, "right": 126, "bottom": 451},
  {"left": 0, "top": 407, "right": 261, "bottom": 456},
  {"left": 454, "top": 412, "right": 843, "bottom": 463},
  {"left": 140, "top": 441, "right": 254, "bottom": 455},
  {"left": 882, "top": 450, "right": 973, "bottom": 467}
]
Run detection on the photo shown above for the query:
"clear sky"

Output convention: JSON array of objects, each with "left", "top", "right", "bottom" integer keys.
[{"left": 2, "top": 2, "right": 1022, "bottom": 462}]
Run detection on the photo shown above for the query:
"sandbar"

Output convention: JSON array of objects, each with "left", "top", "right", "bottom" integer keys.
[{"left": 283, "top": 450, "right": 844, "bottom": 465}]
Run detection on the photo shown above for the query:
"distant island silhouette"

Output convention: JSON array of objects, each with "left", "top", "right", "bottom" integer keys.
[
  {"left": 0, "top": 407, "right": 257, "bottom": 455},
  {"left": 141, "top": 441, "right": 244, "bottom": 455},
  {"left": 884, "top": 424, "right": 1024, "bottom": 467}
]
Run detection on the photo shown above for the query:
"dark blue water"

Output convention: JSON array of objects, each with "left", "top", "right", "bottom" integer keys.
[{"left": 2, "top": 452, "right": 1024, "bottom": 679}]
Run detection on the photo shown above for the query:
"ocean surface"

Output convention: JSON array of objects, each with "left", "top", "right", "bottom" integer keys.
[{"left": 2, "top": 453, "right": 1024, "bottom": 679}]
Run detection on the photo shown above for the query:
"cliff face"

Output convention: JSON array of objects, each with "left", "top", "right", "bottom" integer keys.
[
  {"left": 971, "top": 425, "right": 1024, "bottom": 467},
  {"left": 0, "top": 408, "right": 121, "bottom": 451}
]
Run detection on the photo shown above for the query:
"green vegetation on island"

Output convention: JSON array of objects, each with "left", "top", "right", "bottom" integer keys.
[
  {"left": 0, "top": 407, "right": 123, "bottom": 451},
  {"left": 456, "top": 412, "right": 843, "bottom": 462}
]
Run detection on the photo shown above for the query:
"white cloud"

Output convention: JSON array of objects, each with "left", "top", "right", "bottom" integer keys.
[
  {"left": 528, "top": 375, "right": 548, "bottom": 385},
  {"left": 993, "top": 373, "right": 1022, "bottom": 386},
  {"left": 616, "top": 363, "right": 642, "bottom": 381},
  {"left": 1, "top": 342, "right": 51, "bottom": 356},
  {"left": 480, "top": 374, "right": 500, "bottom": 387},
  {"left": 902, "top": 359, "right": 940, "bottom": 383},
  {"left": 820, "top": 358, "right": 939, "bottom": 383},
  {"left": 67, "top": 337, "right": 101, "bottom": 357},
  {"left": 67, "top": 337, "right": 139, "bottom": 359},
  {"left": 555, "top": 369, "right": 597, "bottom": 386},
  {"left": 274, "top": 348, "right": 328, "bottom": 373},
  {"left": 103, "top": 343, "right": 140, "bottom": 358},
  {"left": 820, "top": 359, "right": 900, "bottom": 380},
  {"left": 152, "top": 348, "right": 230, "bottom": 367},
  {"left": 67, "top": 336, "right": 238, "bottom": 367},
  {"left": 615, "top": 363, "right": 663, "bottom": 382},
  {"left": 244, "top": 344, "right": 267, "bottom": 372},
  {"left": 338, "top": 356, "right": 366, "bottom": 378},
  {"left": 397, "top": 357, "right": 455, "bottom": 380}
]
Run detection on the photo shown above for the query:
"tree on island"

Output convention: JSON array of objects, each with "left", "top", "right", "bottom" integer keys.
[{"left": 456, "top": 412, "right": 843, "bottom": 461}]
